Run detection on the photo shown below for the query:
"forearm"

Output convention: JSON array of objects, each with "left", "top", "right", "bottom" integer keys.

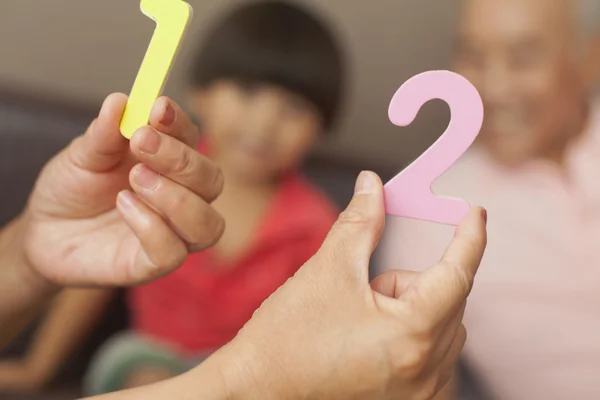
[
  {"left": 0, "top": 216, "right": 58, "bottom": 349},
  {"left": 25, "top": 288, "right": 115, "bottom": 383},
  {"left": 87, "top": 340, "right": 286, "bottom": 400},
  {"left": 87, "top": 360, "right": 232, "bottom": 400},
  {"left": 101, "top": 345, "right": 458, "bottom": 400}
]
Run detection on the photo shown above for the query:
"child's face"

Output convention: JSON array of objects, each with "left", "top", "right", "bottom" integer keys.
[{"left": 191, "top": 80, "right": 322, "bottom": 183}]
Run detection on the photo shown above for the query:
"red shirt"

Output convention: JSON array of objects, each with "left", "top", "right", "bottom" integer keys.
[{"left": 128, "top": 171, "right": 338, "bottom": 354}]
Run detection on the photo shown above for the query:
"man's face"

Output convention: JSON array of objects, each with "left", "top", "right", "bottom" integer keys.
[{"left": 455, "top": 0, "right": 588, "bottom": 166}]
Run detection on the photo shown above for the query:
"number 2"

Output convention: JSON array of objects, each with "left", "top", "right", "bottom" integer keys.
[
  {"left": 120, "top": 0, "right": 193, "bottom": 139},
  {"left": 384, "top": 70, "right": 484, "bottom": 226}
]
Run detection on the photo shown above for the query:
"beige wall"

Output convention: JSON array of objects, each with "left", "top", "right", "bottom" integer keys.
[{"left": 0, "top": 0, "right": 460, "bottom": 169}]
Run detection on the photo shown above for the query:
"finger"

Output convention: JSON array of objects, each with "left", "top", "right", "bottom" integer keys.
[
  {"left": 130, "top": 126, "right": 223, "bottom": 202},
  {"left": 403, "top": 207, "right": 487, "bottom": 325},
  {"left": 69, "top": 93, "right": 129, "bottom": 172},
  {"left": 440, "top": 206, "right": 488, "bottom": 280},
  {"left": 370, "top": 270, "right": 419, "bottom": 298},
  {"left": 430, "top": 302, "right": 466, "bottom": 365},
  {"left": 129, "top": 164, "right": 225, "bottom": 251},
  {"left": 444, "top": 302, "right": 466, "bottom": 339},
  {"left": 317, "top": 171, "right": 385, "bottom": 281},
  {"left": 116, "top": 190, "right": 188, "bottom": 283},
  {"left": 149, "top": 97, "right": 199, "bottom": 148},
  {"left": 438, "top": 324, "right": 467, "bottom": 389}
]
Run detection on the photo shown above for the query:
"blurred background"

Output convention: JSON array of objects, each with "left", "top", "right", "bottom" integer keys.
[
  {"left": 0, "top": 2, "right": 459, "bottom": 398},
  {"left": 0, "top": 0, "right": 457, "bottom": 171}
]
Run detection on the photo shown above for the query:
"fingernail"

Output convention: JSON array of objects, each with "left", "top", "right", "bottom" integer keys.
[
  {"left": 481, "top": 208, "right": 488, "bottom": 225},
  {"left": 160, "top": 101, "right": 176, "bottom": 126},
  {"left": 355, "top": 171, "right": 375, "bottom": 194},
  {"left": 117, "top": 190, "right": 135, "bottom": 210},
  {"left": 139, "top": 128, "right": 162, "bottom": 156},
  {"left": 134, "top": 165, "right": 160, "bottom": 190}
]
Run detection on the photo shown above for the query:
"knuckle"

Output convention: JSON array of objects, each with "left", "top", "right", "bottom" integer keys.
[
  {"left": 210, "top": 167, "right": 225, "bottom": 199},
  {"left": 455, "top": 265, "right": 474, "bottom": 296},
  {"left": 435, "top": 372, "right": 452, "bottom": 396},
  {"left": 440, "top": 260, "right": 474, "bottom": 297},
  {"left": 171, "top": 147, "right": 195, "bottom": 179},
  {"left": 139, "top": 243, "right": 187, "bottom": 282},
  {"left": 393, "top": 339, "right": 433, "bottom": 379},
  {"left": 153, "top": 248, "right": 188, "bottom": 278},
  {"left": 396, "top": 376, "right": 440, "bottom": 400},
  {"left": 459, "top": 232, "right": 484, "bottom": 261},
  {"left": 420, "top": 375, "right": 443, "bottom": 400},
  {"left": 405, "top": 289, "right": 441, "bottom": 333},
  {"left": 203, "top": 212, "right": 226, "bottom": 247},
  {"left": 167, "top": 189, "right": 188, "bottom": 212},
  {"left": 331, "top": 238, "right": 353, "bottom": 260},
  {"left": 162, "top": 248, "right": 188, "bottom": 271},
  {"left": 336, "top": 208, "right": 370, "bottom": 227},
  {"left": 190, "top": 208, "right": 225, "bottom": 248},
  {"left": 463, "top": 230, "right": 483, "bottom": 248}
]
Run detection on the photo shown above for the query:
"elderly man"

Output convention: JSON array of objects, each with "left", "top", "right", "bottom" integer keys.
[{"left": 379, "top": 0, "right": 600, "bottom": 399}]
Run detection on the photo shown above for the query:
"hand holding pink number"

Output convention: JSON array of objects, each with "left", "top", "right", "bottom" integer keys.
[{"left": 384, "top": 70, "right": 484, "bottom": 225}]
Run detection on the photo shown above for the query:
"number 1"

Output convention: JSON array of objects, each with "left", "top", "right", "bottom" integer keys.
[{"left": 120, "top": 0, "right": 193, "bottom": 139}]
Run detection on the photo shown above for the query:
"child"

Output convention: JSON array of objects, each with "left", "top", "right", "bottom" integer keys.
[{"left": 0, "top": 1, "right": 344, "bottom": 395}]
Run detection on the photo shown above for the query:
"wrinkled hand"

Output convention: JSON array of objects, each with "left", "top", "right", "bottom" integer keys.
[
  {"left": 18, "top": 94, "right": 224, "bottom": 286},
  {"left": 208, "top": 172, "right": 487, "bottom": 400}
]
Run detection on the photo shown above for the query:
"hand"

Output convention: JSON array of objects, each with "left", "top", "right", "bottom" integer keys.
[
  {"left": 203, "top": 171, "right": 487, "bottom": 400},
  {"left": 16, "top": 94, "right": 224, "bottom": 287},
  {"left": 0, "top": 360, "right": 46, "bottom": 393}
]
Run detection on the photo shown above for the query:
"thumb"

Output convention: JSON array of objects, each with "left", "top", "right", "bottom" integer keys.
[
  {"left": 403, "top": 206, "right": 487, "bottom": 325},
  {"left": 68, "top": 93, "right": 130, "bottom": 172},
  {"left": 317, "top": 171, "right": 385, "bottom": 281}
]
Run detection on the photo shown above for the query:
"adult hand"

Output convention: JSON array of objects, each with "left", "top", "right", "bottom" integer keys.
[
  {"left": 16, "top": 93, "right": 224, "bottom": 286},
  {"left": 202, "top": 171, "right": 487, "bottom": 400}
]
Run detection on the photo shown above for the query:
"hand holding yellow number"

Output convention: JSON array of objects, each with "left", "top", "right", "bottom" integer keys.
[{"left": 120, "top": 0, "right": 193, "bottom": 139}]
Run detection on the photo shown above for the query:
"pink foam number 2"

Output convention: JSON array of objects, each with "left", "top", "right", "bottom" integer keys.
[{"left": 384, "top": 70, "right": 484, "bottom": 226}]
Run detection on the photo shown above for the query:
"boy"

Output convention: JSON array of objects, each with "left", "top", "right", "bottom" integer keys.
[{"left": 0, "top": 1, "right": 344, "bottom": 395}]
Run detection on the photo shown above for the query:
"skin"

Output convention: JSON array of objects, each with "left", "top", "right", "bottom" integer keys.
[
  {"left": 89, "top": 174, "right": 488, "bottom": 400},
  {"left": 0, "top": 80, "right": 328, "bottom": 393},
  {"left": 0, "top": 92, "right": 489, "bottom": 399},
  {"left": 118, "top": 80, "right": 327, "bottom": 389},
  {"left": 192, "top": 80, "right": 322, "bottom": 185},
  {"left": 455, "top": 0, "right": 600, "bottom": 169},
  {"left": 0, "top": 94, "right": 225, "bottom": 350}
]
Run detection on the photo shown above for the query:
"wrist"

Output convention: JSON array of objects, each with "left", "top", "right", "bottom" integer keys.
[
  {"left": 188, "top": 336, "right": 297, "bottom": 400},
  {"left": 1, "top": 215, "right": 58, "bottom": 298}
]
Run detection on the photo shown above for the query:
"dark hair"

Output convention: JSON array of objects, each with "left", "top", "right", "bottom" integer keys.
[{"left": 189, "top": 1, "right": 345, "bottom": 130}]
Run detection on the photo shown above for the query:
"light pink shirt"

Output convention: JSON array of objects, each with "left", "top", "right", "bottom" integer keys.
[{"left": 378, "top": 101, "right": 600, "bottom": 400}]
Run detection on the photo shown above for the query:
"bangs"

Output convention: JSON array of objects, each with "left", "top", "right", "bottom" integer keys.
[{"left": 189, "top": 1, "right": 344, "bottom": 130}]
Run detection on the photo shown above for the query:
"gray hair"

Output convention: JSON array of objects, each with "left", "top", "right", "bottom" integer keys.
[{"left": 579, "top": 0, "right": 600, "bottom": 37}]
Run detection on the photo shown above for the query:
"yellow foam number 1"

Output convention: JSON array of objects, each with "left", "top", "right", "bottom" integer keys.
[{"left": 120, "top": 0, "right": 193, "bottom": 139}]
